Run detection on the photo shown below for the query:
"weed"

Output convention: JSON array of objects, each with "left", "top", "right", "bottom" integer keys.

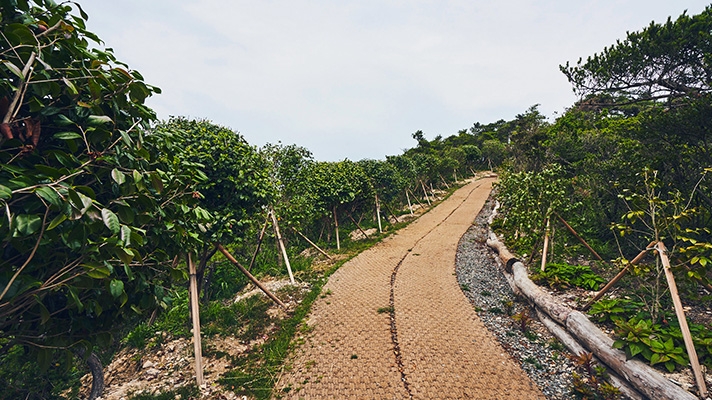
[
  {"left": 511, "top": 309, "right": 533, "bottom": 333},
  {"left": 460, "top": 283, "right": 471, "bottom": 292},
  {"left": 377, "top": 306, "right": 394, "bottom": 314},
  {"left": 487, "top": 307, "right": 503, "bottom": 314},
  {"left": 350, "top": 354, "right": 358, "bottom": 359},
  {"left": 523, "top": 356, "right": 543, "bottom": 370},
  {"left": 531, "top": 263, "right": 605, "bottom": 291},
  {"left": 480, "top": 290, "right": 492, "bottom": 297},
  {"left": 127, "top": 384, "right": 199, "bottom": 400}
]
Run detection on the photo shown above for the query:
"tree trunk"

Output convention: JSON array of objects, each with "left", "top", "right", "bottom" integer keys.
[{"left": 83, "top": 351, "right": 104, "bottom": 400}]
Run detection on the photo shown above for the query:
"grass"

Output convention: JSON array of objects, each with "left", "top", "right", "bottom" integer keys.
[{"left": 128, "top": 384, "right": 199, "bottom": 400}]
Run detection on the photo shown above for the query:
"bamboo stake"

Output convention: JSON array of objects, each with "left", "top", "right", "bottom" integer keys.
[
  {"left": 405, "top": 189, "right": 414, "bottom": 215},
  {"left": 655, "top": 242, "right": 708, "bottom": 399},
  {"left": 248, "top": 212, "right": 271, "bottom": 271},
  {"left": 270, "top": 210, "right": 294, "bottom": 284},
  {"left": 554, "top": 212, "right": 605, "bottom": 262},
  {"left": 347, "top": 212, "right": 369, "bottom": 239},
  {"left": 383, "top": 201, "right": 400, "bottom": 224},
  {"left": 439, "top": 174, "right": 450, "bottom": 189},
  {"left": 582, "top": 243, "right": 655, "bottom": 310},
  {"left": 469, "top": 167, "right": 477, "bottom": 178},
  {"left": 375, "top": 194, "right": 382, "bottom": 233},
  {"left": 291, "top": 227, "right": 331, "bottom": 260},
  {"left": 453, "top": 168, "right": 457, "bottom": 183},
  {"left": 420, "top": 180, "right": 431, "bottom": 205},
  {"left": 217, "top": 244, "right": 286, "bottom": 308},
  {"left": 540, "top": 216, "right": 551, "bottom": 272},
  {"left": 187, "top": 254, "right": 204, "bottom": 387},
  {"left": 430, "top": 182, "right": 436, "bottom": 199},
  {"left": 408, "top": 187, "right": 425, "bottom": 209},
  {"left": 333, "top": 205, "right": 340, "bottom": 250}
]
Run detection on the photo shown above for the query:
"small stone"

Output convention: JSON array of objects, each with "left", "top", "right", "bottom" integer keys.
[
  {"left": 144, "top": 368, "right": 160, "bottom": 377},
  {"left": 142, "top": 360, "right": 154, "bottom": 369}
]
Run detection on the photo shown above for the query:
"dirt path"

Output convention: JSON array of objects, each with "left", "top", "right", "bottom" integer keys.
[{"left": 276, "top": 178, "right": 544, "bottom": 399}]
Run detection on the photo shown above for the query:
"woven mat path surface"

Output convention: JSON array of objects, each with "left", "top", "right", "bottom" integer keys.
[{"left": 276, "top": 178, "right": 544, "bottom": 399}]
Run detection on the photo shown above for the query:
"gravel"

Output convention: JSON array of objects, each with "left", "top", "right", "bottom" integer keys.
[{"left": 455, "top": 197, "right": 577, "bottom": 400}]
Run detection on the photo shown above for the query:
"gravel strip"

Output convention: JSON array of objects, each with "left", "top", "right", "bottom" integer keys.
[{"left": 456, "top": 196, "right": 577, "bottom": 400}]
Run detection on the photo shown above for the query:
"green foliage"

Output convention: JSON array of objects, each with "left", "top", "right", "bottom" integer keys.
[
  {"left": 532, "top": 263, "right": 605, "bottom": 291},
  {"left": 0, "top": 1, "right": 205, "bottom": 386},
  {"left": 588, "top": 298, "right": 643, "bottom": 324},
  {"left": 495, "top": 165, "right": 573, "bottom": 251},
  {"left": 561, "top": 6, "right": 712, "bottom": 103},
  {"left": 612, "top": 317, "right": 690, "bottom": 372},
  {"left": 155, "top": 117, "right": 273, "bottom": 245},
  {"left": 570, "top": 352, "right": 621, "bottom": 400},
  {"left": 127, "top": 384, "right": 199, "bottom": 400}
]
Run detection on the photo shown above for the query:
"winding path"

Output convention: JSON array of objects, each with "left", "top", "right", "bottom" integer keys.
[{"left": 277, "top": 177, "right": 544, "bottom": 399}]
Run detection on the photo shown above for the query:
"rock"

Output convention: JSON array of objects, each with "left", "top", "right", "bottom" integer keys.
[
  {"left": 144, "top": 368, "right": 160, "bottom": 378},
  {"left": 142, "top": 360, "right": 154, "bottom": 369}
]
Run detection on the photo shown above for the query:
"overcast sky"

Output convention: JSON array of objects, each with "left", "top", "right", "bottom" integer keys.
[{"left": 75, "top": 1, "right": 710, "bottom": 161}]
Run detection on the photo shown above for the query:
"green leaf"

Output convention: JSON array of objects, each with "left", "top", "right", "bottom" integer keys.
[
  {"left": 83, "top": 263, "right": 111, "bottom": 279},
  {"left": 87, "top": 115, "right": 113, "bottom": 126},
  {"left": 109, "top": 279, "right": 124, "bottom": 298},
  {"left": 3, "top": 60, "right": 24, "bottom": 79},
  {"left": 54, "top": 131, "right": 82, "bottom": 140},
  {"left": 35, "top": 186, "right": 62, "bottom": 207},
  {"left": 47, "top": 212, "right": 66, "bottom": 230},
  {"left": 14, "top": 214, "right": 42, "bottom": 236},
  {"left": 101, "top": 208, "right": 120, "bottom": 234},
  {"left": 0, "top": 184, "right": 11, "bottom": 200},
  {"left": 62, "top": 77, "right": 79, "bottom": 95},
  {"left": 120, "top": 225, "right": 131, "bottom": 247},
  {"left": 111, "top": 168, "right": 126, "bottom": 185}
]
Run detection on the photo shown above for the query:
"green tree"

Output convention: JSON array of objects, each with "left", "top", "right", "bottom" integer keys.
[
  {"left": 0, "top": 1, "right": 207, "bottom": 398},
  {"left": 560, "top": 6, "right": 712, "bottom": 104}
]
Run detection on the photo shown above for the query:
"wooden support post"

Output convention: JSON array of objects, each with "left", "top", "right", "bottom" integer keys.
[
  {"left": 375, "top": 194, "right": 382, "bottom": 233},
  {"left": 248, "top": 213, "right": 271, "bottom": 271},
  {"left": 291, "top": 227, "right": 331, "bottom": 259},
  {"left": 469, "top": 167, "right": 477, "bottom": 178},
  {"left": 554, "top": 212, "right": 605, "bottom": 262},
  {"left": 430, "top": 182, "right": 436, "bottom": 199},
  {"left": 439, "top": 174, "right": 450, "bottom": 189},
  {"left": 187, "top": 254, "right": 204, "bottom": 387},
  {"left": 405, "top": 189, "right": 414, "bottom": 215},
  {"left": 582, "top": 243, "right": 655, "bottom": 310},
  {"left": 270, "top": 210, "right": 294, "bottom": 284},
  {"left": 453, "top": 168, "right": 458, "bottom": 183},
  {"left": 383, "top": 201, "right": 400, "bottom": 224},
  {"left": 408, "top": 187, "right": 425, "bottom": 209},
  {"left": 540, "top": 216, "right": 551, "bottom": 272},
  {"left": 333, "top": 205, "right": 340, "bottom": 250},
  {"left": 420, "top": 180, "right": 431, "bottom": 205},
  {"left": 347, "top": 212, "right": 369, "bottom": 239},
  {"left": 656, "top": 242, "right": 708, "bottom": 399},
  {"left": 217, "top": 244, "right": 286, "bottom": 308}
]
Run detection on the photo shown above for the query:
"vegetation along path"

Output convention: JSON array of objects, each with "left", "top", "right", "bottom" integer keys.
[{"left": 276, "top": 177, "right": 544, "bottom": 399}]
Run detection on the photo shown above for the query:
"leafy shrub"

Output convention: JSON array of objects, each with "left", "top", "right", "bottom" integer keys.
[
  {"left": 588, "top": 298, "right": 643, "bottom": 324},
  {"left": 532, "top": 263, "right": 605, "bottom": 290}
]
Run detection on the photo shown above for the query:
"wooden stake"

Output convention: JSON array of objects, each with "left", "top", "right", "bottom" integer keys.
[
  {"left": 347, "top": 212, "right": 369, "bottom": 239},
  {"left": 333, "top": 205, "right": 340, "bottom": 250},
  {"left": 248, "top": 213, "right": 271, "bottom": 271},
  {"left": 439, "top": 174, "right": 450, "bottom": 189},
  {"left": 383, "top": 201, "right": 400, "bottom": 224},
  {"left": 375, "top": 194, "right": 382, "bottom": 233},
  {"left": 408, "top": 187, "right": 425, "bottom": 209},
  {"left": 405, "top": 189, "right": 414, "bottom": 215},
  {"left": 655, "top": 242, "right": 708, "bottom": 399},
  {"left": 217, "top": 244, "right": 286, "bottom": 308},
  {"left": 554, "top": 212, "right": 605, "bottom": 262},
  {"left": 291, "top": 227, "right": 331, "bottom": 260},
  {"left": 540, "top": 216, "right": 551, "bottom": 272},
  {"left": 187, "top": 254, "right": 204, "bottom": 387},
  {"left": 420, "top": 180, "right": 431, "bottom": 205},
  {"left": 270, "top": 210, "right": 294, "bottom": 284},
  {"left": 582, "top": 243, "right": 655, "bottom": 310}
]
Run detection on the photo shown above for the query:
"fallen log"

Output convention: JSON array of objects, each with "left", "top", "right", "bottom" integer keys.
[
  {"left": 486, "top": 233, "right": 699, "bottom": 400},
  {"left": 535, "top": 308, "right": 644, "bottom": 400}
]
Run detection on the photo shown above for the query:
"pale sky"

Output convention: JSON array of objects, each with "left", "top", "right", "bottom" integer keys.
[{"left": 75, "top": 1, "right": 710, "bottom": 161}]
